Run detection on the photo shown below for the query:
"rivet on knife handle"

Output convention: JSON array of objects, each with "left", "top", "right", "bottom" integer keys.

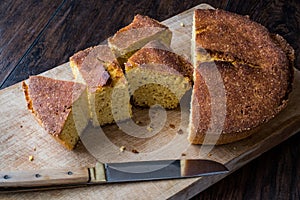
[
  {"left": 0, "top": 159, "right": 228, "bottom": 192},
  {"left": 0, "top": 168, "right": 90, "bottom": 188}
]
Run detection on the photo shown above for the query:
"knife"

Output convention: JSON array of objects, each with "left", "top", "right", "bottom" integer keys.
[{"left": 0, "top": 159, "right": 228, "bottom": 193}]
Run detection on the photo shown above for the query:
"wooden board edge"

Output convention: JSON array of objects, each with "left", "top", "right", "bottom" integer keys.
[{"left": 168, "top": 116, "right": 300, "bottom": 199}]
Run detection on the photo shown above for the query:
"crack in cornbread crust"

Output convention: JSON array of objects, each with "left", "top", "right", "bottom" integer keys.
[
  {"left": 70, "top": 46, "right": 125, "bottom": 89},
  {"left": 189, "top": 9, "right": 294, "bottom": 145},
  {"left": 70, "top": 45, "right": 131, "bottom": 126},
  {"left": 70, "top": 45, "right": 114, "bottom": 92},
  {"left": 194, "top": 9, "right": 288, "bottom": 70}
]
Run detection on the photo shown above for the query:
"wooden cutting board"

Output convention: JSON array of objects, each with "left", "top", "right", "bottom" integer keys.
[{"left": 1, "top": 3, "right": 300, "bottom": 199}]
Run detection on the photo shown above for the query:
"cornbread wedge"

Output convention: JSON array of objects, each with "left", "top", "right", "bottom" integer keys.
[
  {"left": 23, "top": 76, "right": 89, "bottom": 150},
  {"left": 108, "top": 14, "right": 172, "bottom": 66},
  {"left": 70, "top": 45, "right": 131, "bottom": 126},
  {"left": 125, "top": 40, "right": 193, "bottom": 109}
]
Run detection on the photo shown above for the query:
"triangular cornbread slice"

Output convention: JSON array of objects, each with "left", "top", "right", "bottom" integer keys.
[
  {"left": 23, "top": 76, "right": 89, "bottom": 150},
  {"left": 108, "top": 14, "right": 172, "bottom": 66}
]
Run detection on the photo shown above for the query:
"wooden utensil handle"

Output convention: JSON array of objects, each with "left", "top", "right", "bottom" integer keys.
[{"left": 0, "top": 168, "right": 89, "bottom": 188}]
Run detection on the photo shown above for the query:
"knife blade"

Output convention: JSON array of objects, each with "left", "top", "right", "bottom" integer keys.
[{"left": 0, "top": 159, "right": 228, "bottom": 193}]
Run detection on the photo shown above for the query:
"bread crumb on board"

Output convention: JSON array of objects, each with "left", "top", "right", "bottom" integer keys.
[
  {"left": 28, "top": 155, "right": 34, "bottom": 161},
  {"left": 132, "top": 149, "right": 139, "bottom": 154},
  {"left": 147, "top": 126, "right": 153, "bottom": 132},
  {"left": 180, "top": 22, "right": 185, "bottom": 27},
  {"left": 120, "top": 146, "right": 126, "bottom": 152},
  {"left": 169, "top": 124, "right": 175, "bottom": 129}
]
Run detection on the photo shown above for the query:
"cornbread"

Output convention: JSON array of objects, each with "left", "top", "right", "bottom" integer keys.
[
  {"left": 189, "top": 9, "right": 294, "bottom": 144},
  {"left": 23, "top": 76, "right": 89, "bottom": 150},
  {"left": 70, "top": 45, "right": 131, "bottom": 126},
  {"left": 108, "top": 14, "right": 172, "bottom": 66},
  {"left": 125, "top": 40, "right": 193, "bottom": 109}
]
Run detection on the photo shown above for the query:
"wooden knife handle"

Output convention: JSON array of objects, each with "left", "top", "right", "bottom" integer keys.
[{"left": 0, "top": 168, "right": 89, "bottom": 189}]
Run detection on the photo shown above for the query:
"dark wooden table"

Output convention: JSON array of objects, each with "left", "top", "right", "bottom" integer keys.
[{"left": 0, "top": 0, "right": 299, "bottom": 199}]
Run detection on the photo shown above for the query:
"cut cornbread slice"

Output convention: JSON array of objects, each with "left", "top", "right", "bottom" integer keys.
[
  {"left": 22, "top": 76, "right": 89, "bottom": 150},
  {"left": 125, "top": 40, "right": 193, "bottom": 109},
  {"left": 189, "top": 9, "right": 294, "bottom": 145},
  {"left": 70, "top": 45, "right": 131, "bottom": 126},
  {"left": 108, "top": 14, "right": 172, "bottom": 66}
]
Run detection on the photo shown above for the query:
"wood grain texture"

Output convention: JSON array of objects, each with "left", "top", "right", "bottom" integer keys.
[
  {"left": 192, "top": 133, "right": 300, "bottom": 200},
  {"left": 0, "top": 167, "right": 89, "bottom": 187},
  {"left": 0, "top": 0, "right": 63, "bottom": 88},
  {"left": 0, "top": 4, "right": 300, "bottom": 199},
  {"left": 0, "top": 0, "right": 228, "bottom": 89},
  {"left": 0, "top": 1, "right": 300, "bottom": 199}
]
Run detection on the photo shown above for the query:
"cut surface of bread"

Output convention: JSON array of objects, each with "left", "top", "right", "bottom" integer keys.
[
  {"left": 23, "top": 76, "right": 89, "bottom": 150},
  {"left": 125, "top": 40, "right": 193, "bottom": 109},
  {"left": 70, "top": 45, "right": 131, "bottom": 126},
  {"left": 189, "top": 9, "right": 294, "bottom": 145},
  {"left": 108, "top": 14, "right": 172, "bottom": 66}
]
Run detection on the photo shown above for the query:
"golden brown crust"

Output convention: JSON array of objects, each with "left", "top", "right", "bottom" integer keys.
[
  {"left": 109, "top": 14, "right": 170, "bottom": 48},
  {"left": 70, "top": 45, "right": 124, "bottom": 92},
  {"left": 117, "top": 14, "right": 168, "bottom": 33},
  {"left": 108, "top": 14, "right": 172, "bottom": 65},
  {"left": 189, "top": 127, "right": 255, "bottom": 145},
  {"left": 270, "top": 33, "right": 295, "bottom": 94},
  {"left": 194, "top": 9, "right": 288, "bottom": 70},
  {"left": 190, "top": 9, "right": 294, "bottom": 145},
  {"left": 69, "top": 47, "right": 93, "bottom": 67},
  {"left": 23, "top": 76, "right": 86, "bottom": 137},
  {"left": 126, "top": 40, "right": 193, "bottom": 81}
]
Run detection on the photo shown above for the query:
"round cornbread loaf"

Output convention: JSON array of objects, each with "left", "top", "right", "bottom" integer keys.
[{"left": 189, "top": 9, "right": 294, "bottom": 145}]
